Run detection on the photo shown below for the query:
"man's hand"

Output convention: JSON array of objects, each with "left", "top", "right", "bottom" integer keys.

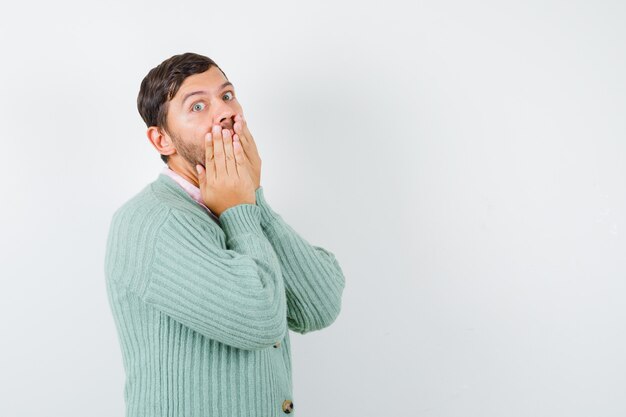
[
  {"left": 232, "top": 113, "right": 262, "bottom": 190},
  {"left": 195, "top": 124, "right": 256, "bottom": 217}
]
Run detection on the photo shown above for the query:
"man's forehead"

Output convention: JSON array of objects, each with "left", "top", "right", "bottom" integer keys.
[
  {"left": 178, "top": 80, "right": 233, "bottom": 105},
  {"left": 178, "top": 68, "right": 228, "bottom": 93}
]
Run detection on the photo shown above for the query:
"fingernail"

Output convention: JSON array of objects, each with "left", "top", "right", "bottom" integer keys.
[
  {"left": 195, "top": 165, "right": 201, "bottom": 175},
  {"left": 212, "top": 125, "right": 221, "bottom": 133},
  {"left": 206, "top": 133, "right": 212, "bottom": 142}
]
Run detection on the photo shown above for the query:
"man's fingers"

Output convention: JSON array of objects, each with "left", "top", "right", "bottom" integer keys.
[
  {"left": 212, "top": 125, "right": 227, "bottom": 179},
  {"left": 222, "top": 128, "right": 237, "bottom": 177},
  {"left": 233, "top": 134, "right": 251, "bottom": 170},
  {"left": 233, "top": 135, "right": 246, "bottom": 167},
  {"left": 236, "top": 114, "right": 259, "bottom": 156},
  {"left": 204, "top": 132, "right": 215, "bottom": 182},
  {"left": 233, "top": 114, "right": 250, "bottom": 148},
  {"left": 233, "top": 118, "right": 247, "bottom": 147},
  {"left": 195, "top": 163, "right": 205, "bottom": 182}
]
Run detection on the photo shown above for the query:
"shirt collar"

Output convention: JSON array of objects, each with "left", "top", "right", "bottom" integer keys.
[{"left": 161, "top": 166, "right": 217, "bottom": 218}]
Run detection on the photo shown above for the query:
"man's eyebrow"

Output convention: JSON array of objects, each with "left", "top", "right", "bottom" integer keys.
[{"left": 180, "top": 81, "right": 234, "bottom": 106}]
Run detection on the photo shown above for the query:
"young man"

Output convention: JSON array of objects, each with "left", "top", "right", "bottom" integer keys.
[{"left": 104, "top": 52, "right": 346, "bottom": 417}]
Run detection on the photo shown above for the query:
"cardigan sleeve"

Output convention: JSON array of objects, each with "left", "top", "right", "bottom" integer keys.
[
  {"left": 253, "top": 186, "right": 346, "bottom": 334},
  {"left": 139, "top": 203, "right": 288, "bottom": 350}
]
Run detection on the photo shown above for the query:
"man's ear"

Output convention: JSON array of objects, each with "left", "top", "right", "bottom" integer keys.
[{"left": 147, "top": 126, "right": 176, "bottom": 157}]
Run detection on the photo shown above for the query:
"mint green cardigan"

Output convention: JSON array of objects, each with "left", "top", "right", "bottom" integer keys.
[{"left": 104, "top": 172, "right": 346, "bottom": 416}]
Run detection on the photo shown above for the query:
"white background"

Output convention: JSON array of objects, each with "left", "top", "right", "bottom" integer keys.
[{"left": 1, "top": 0, "right": 625, "bottom": 416}]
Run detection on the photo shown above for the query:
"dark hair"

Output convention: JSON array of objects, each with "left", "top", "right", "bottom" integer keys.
[{"left": 137, "top": 52, "right": 227, "bottom": 164}]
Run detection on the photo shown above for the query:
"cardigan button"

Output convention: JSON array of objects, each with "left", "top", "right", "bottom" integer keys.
[
  {"left": 282, "top": 399, "right": 294, "bottom": 413},
  {"left": 273, "top": 341, "right": 281, "bottom": 348}
]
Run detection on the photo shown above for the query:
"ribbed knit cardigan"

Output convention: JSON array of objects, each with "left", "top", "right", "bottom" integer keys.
[{"left": 104, "top": 172, "right": 346, "bottom": 417}]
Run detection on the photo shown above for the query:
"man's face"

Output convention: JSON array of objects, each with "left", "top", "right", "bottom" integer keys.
[{"left": 164, "top": 66, "right": 243, "bottom": 168}]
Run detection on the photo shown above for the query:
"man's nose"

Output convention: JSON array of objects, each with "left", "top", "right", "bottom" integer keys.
[{"left": 216, "top": 108, "right": 234, "bottom": 130}]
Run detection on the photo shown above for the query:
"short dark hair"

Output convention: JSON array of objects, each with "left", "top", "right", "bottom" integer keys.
[{"left": 137, "top": 52, "right": 227, "bottom": 164}]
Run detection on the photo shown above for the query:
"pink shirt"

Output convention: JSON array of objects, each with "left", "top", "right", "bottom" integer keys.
[{"left": 161, "top": 167, "right": 220, "bottom": 223}]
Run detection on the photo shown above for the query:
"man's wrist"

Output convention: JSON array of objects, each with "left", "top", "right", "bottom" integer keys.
[{"left": 218, "top": 203, "right": 264, "bottom": 238}]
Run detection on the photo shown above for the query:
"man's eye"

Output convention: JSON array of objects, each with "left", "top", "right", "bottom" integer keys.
[
  {"left": 191, "top": 102, "right": 206, "bottom": 112},
  {"left": 223, "top": 91, "right": 234, "bottom": 101}
]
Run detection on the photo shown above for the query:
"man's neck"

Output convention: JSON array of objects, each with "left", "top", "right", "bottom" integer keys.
[{"left": 166, "top": 161, "right": 199, "bottom": 188}]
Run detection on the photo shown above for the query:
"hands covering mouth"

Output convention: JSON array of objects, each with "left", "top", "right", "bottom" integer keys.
[{"left": 194, "top": 120, "right": 256, "bottom": 217}]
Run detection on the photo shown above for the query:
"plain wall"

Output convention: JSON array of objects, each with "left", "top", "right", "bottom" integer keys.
[{"left": 0, "top": 0, "right": 624, "bottom": 416}]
